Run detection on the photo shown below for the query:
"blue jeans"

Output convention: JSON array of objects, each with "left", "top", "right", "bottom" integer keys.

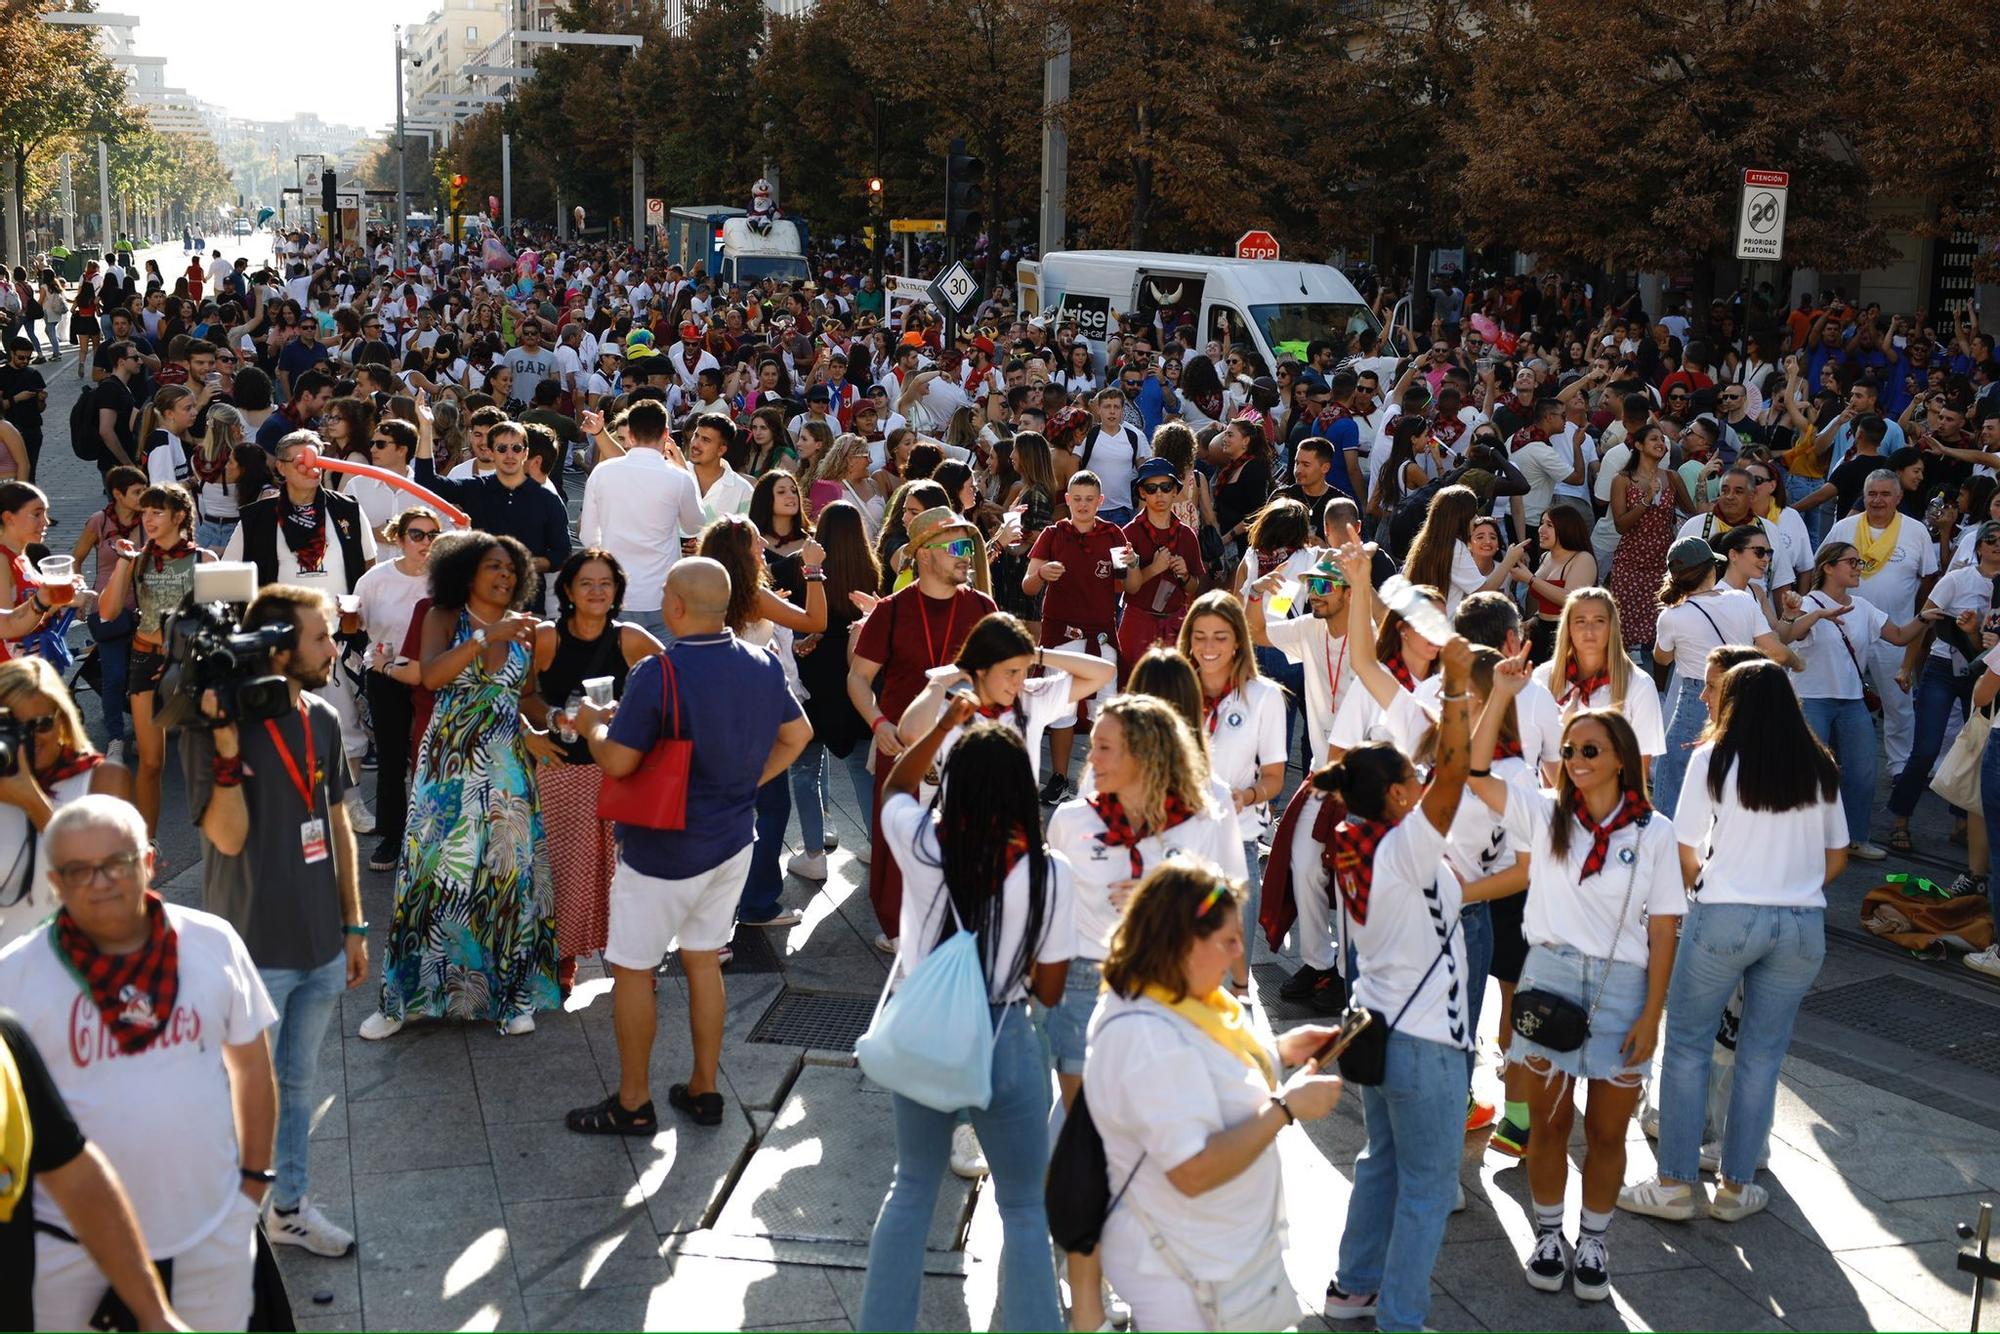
[
  {"left": 737, "top": 775, "right": 791, "bottom": 923},
  {"left": 1460, "top": 902, "right": 1492, "bottom": 1083},
  {"left": 860, "top": 1005, "right": 1062, "bottom": 1331},
  {"left": 87, "top": 611, "right": 131, "bottom": 745},
  {"left": 1651, "top": 674, "right": 1705, "bottom": 820},
  {"left": 789, "top": 739, "right": 874, "bottom": 854},
  {"left": 1254, "top": 644, "right": 1306, "bottom": 766},
  {"left": 1800, "top": 695, "right": 1878, "bottom": 842},
  {"left": 1888, "top": 658, "right": 1973, "bottom": 819},
  {"left": 1657, "top": 901, "right": 1824, "bottom": 1185},
  {"left": 258, "top": 953, "right": 348, "bottom": 1211},
  {"left": 1786, "top": 472, "right": 1828, "bottom": 548},
  {"left": 624, "top": 607, "right": 670, "bottom": 642},
  {"left": 1336, "top": 1032, "right": 1468, "bottom": 1332},
  {"left": 196, "top": 518, "right": 236, "bottom": 551},
  {"left": 1098, "top": 504, "right": 1133, "bottom": 527}
]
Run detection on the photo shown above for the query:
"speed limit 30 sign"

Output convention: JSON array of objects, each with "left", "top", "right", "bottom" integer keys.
[{"left": 1735, "top": 169, "right": 1788, "bottom": 261}]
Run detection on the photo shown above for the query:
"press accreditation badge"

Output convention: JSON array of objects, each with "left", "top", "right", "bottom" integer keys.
[{"left": 301, "top": 817, "right": 330, "bottom": 864}]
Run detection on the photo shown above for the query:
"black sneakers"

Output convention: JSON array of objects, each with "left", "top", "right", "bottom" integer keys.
[
  {"left": 1573, "top": 1234, "right": 1610, "bottom": 1301},
  {"left": 1524, "top": 1230, "right": 1571, "bottom": 1293},
  {"left": 1039, "top": 772, "right": 1072, "bottom": 805},
  {"left": 368, "top": 837, "right": 401, "bottom": 872}
]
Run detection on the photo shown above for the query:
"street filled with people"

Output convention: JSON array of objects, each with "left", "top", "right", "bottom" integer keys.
[{"left": 0, "top": 220, "right": 1992, "bottom": 1331}]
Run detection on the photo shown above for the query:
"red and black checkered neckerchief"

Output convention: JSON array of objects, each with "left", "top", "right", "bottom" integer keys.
[
  {"left": 1571, "top": 789, "right": 1651, "bottom": 881},
  {"left": 1492, "top": 735, "right": 1524, "bottom": 762},
  {"left": 148, "top": 539, "right": 197, "bottom": 574},
  {"left": 1562, "top": 658, "right": 1611, "bottom": 709},
  {"left": 1384, "top": 652, "right": 1416, "bottom": 691},
  {"left": 1090, "top": 791, "right": 1198, "bottom": 878},
  {"left": 1331, "top": 813, "right": 1396, "bottom": 925},
  {"left": 54, "top": 890, "right": 179, "bottom": 1054},
  {"left": 1509, "top": 423, "right": 1552, "bottom": 452}
]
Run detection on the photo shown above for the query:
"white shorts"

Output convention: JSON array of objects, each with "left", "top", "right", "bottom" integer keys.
[
  {"left": 603, "top": 844, "right": 753, "bottom": 967},
  {"left": 34, "top": 1189, "right": 257, "bottom": 1332}
]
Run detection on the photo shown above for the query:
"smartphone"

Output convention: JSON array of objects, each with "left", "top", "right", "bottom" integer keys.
[{"left": 1309, "top": 1006, "right": 1373, "bottom": 1066}]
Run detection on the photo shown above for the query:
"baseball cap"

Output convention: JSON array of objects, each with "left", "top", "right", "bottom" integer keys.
[
  {"left": 806, "top": 385, "right": 831, "bottom": 404},
  {"left": 1135, "top": 457, "right": 1181, "bottom": 486},
  {"left": 906, "top": 506, "right": 977, "bottom": 550},
  {"left": 1667, "top": 535, "right": 1717, "bottom": 575}
]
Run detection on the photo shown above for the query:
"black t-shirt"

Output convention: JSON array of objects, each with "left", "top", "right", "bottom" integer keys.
[
  {"left": 91, "top": 375, "right": 136, "bottom": 464},
  {"left": 0, "top": 1010, "right": 89, "bottom": 1330},
  {"left": 1828, "top": 452, "right": 1880, "bottom": 519},
  {"left": 0, "top": 364, "right": 45, "bottom": 435}
]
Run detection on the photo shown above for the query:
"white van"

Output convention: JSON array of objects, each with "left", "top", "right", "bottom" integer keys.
[{"left": 1016, "top": 250, "right": 1379, "bottom": 371}]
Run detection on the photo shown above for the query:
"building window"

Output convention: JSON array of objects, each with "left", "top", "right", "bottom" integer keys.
[{"left": 467, "top": 25, "right": 479, "bottom": 39}]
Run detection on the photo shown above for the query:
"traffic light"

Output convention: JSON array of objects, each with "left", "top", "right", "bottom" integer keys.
[
  {"left": 449, "top": 174, "right": 467, "bottom": 215},
  {"left": 867, "top": 176, "right": 884, "bottom": 213},
  {"left": 944, "top": 138, "right": 982, "bottom": 238},
  {"left": 320, "top": 169, "right": 337, "bottom": 215}
]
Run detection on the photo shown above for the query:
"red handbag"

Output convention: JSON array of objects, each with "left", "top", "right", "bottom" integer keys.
[{"left": 595, "top": 652, "right": 692, "bottom": 830}]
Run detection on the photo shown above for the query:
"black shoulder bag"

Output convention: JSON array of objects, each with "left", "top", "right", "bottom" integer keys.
[
  {"left": 1044, "top": 1011, "right": 1151, "bottom": 1255},
  {"left": 1508, "top": 825, "right": 1644, "bottom": 1053},
  {"left": 1333, "top": 868, "right": 1461, "bottom": 1087}
]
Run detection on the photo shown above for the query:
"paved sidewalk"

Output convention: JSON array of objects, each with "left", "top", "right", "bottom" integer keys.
[{"left": 146, "top": 768, "right": 1990, "bottom": 1333}]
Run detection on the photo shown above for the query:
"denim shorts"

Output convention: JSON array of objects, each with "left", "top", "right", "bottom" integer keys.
[
  {"left": 1506, "top": 942, "right": 1650, "bottom": 1084},
  {"left": 1040, "top": 957, "right": 1104, "bottom": 1075}
]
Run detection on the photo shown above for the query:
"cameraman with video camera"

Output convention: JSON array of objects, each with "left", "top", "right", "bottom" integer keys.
[{"left": 181, "top": 584, "right": 364, "bottom": 1259}]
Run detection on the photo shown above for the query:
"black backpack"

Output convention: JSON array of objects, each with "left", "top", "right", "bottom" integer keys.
[
  {"left": 1078, "top": 422, "right": 1141, "bottom": 472},
  {"left": 69, "top": 387, "right": 100, "bottom": 463}
]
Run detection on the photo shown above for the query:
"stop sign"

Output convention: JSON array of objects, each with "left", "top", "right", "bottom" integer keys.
[{"left": 1236, "top": 229, "right": 1281, "bottom": 261}]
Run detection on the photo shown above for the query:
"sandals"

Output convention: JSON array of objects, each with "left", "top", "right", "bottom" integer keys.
[
  {"left": 565, "top": 1094, "right": 658, "bottom": 1137},
  {"left": 668, "top": 1083, "right": 724, "bottom": 1126},
  {"left": 1886, "top": 826, "right": 1914, "bottom": 854}
]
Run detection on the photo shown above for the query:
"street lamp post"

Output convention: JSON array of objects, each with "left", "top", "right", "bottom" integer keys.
[{"left": 394, "top": 26, "right": 407, "bottom": 267}]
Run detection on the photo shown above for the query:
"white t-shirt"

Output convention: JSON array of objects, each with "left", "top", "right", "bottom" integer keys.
[
  {"left": 1674, "top": 744, "right": 1846, "bottom": 907},
  {"left": 696, "top": 462, "right": 756, "bottom": 524},
  {"left": 1551, "top": 424, "right": 1598, "bottom": 505},
  {"left": 1772, "top": 506, "right": 1815, "bottom": 585},
  {"left": 1925, "top": 563, "right": 1995, "bottom": 672},
  {"left": 578, "top": 448, "right": 707, "bottom": 614},
  {"left": 354, "top": 558, "right": 429, "bottom": 659},
  {"left": 1674, "top": 513, "right": 1794, "bottom": 591},
  {"left": 344, "top": 472, "right": 416, "bottom": 533},
  {"left": 222, "top": 504, "right": 378, "bottom": 594},
  {"left": 912, "top": 670, "right": 1081, "bottom": 801},
  {"left": 1202, "top": 676, "right": 1288, "bottom": 837},
  {"left": 1791, "top": 592, "right": 1887, "bottom": 700},
  {"left": 0, "top": 905, "right": 277, "bottom": 1257},
  {"left": 1511, "top": 788, "right": 1685, "bottom": 967},
  {"left": 1446, "top": 541, "right": 1486, "bottom": 618},
  {"left": 1264, "top": 614, "right": 1358, "bottom": 764},
  {"left": 1046, "top": 779, "right": 1247, "bottom": 961},
  {"left": 1346, "top": 806, "right": 1470, "bottom": 1050},
  {"left": 1443, "top": 760, "right": 1536, "bottom": 887},
  {"left": 1654, "top": 587, "right": 1772, "bottom": 680},
  {"left": 1331, "top": 680, "right": 1435, "bottom": 758},
  {"left": 1532, "top": 661, "right": 1668, "bottom": 757},
  {"left": 1826, "top": 511, "right": 1940, "bottom": 619},
  {"left": 1084, "top": 993, "right": 1282, "bottom": 1283},
  {"left": 1077, "top": 422, "right": 1150, "bottom": 510},
  {"left": 1414, "top": 673, "right": 1565, "bottom": 775},
  {"left": 881, "top": 792, "right": 1075, "bottom": 1004},
  {"left": 1512, "top": 440, "right": 1572, "bottom": 526},
  {"left": 147, "top": 431, "right": 189, "bottom": 486}
]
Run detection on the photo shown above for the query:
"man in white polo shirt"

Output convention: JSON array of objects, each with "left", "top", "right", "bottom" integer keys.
[
  {"left": 579, "top": 399, "right": 706, "bottom": 640},
  {"left": 1824, "top": 468, "right": 1940, "bottom": 779}
]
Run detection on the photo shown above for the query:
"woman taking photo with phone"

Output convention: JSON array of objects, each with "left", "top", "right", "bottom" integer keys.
[
  {"left": 1488, "top": 698, "right": 1682, "bottom": 1303},
  {"left": 1620, "top": 661, "right": 1846, "bottom": 1225},
  {"left": 1082, "top": 859, "right": 1346, "bottom": 1332},
  {"left": 859, "top": 699, "right": 1072, "bottom": 1333}
]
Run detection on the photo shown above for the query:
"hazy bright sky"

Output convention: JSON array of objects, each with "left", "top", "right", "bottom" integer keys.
[{"left": 118, "top": 0, "right": 408, "bottom": 128}]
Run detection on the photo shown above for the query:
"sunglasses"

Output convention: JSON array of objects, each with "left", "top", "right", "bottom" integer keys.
[
  {"left": 370, "top": 436, "right": 401, "bottom": 447},
  {"left": 492, "top": 441, "right": 527, "bottom": 454},
  {"left": 1303, "top": 574, "right": 1346, "bottom": 596},
  {"left": 1560, "top": 741, "right": 1606, "bottom": 761},
  {"left": 404, "top": 528, "right": 439, "bottom": 542},
  {"left": 1138, "top": 479, "right": 1181, "bottom": 495},
  {"left": 927, "top": 537, "right": 978, "bottom": 559},
  {"left": 1743, "top": 546, "right": 1773, "bottom": 558}
]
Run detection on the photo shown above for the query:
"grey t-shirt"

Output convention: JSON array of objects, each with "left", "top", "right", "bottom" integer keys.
[{"left": 183, "top": 693, "right": 348, "bottom": 972}]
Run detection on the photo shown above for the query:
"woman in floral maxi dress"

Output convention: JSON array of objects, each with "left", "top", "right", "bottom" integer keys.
[{"left": 360, "top": 531, "right": 560, "bottom": 1039}]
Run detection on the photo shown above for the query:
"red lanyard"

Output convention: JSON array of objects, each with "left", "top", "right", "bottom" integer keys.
[
  {"left": 917, "top": 593, "right": 958, "bottom": 669},
  {"left": 1324, "top": 630, "right": 1348, "bottom": 704},
  {"left": 264, "top": 701, "right": 320, "bottom": 811}
]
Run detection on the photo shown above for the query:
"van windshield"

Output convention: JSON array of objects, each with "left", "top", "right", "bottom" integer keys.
[
  {"left": 1249, "top": 302, "right": 1378, "bottom": 364},
  {"left": 734, "top": 256, "right": 810, "bottom": 284}
]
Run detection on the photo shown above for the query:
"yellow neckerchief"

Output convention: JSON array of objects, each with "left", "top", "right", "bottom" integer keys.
[
  {"left": 1762, "top": 498, "right": 1784, "bottom": 522},
  {"left": 1854, "top": 510, "right": 1902, "bottom": 576},
  {"left": 0, "top": 1038, "right": 29, "bottom": 1224},
  {"left": 1139, "top": 983, "right": 1276, "bottom": 1089}
]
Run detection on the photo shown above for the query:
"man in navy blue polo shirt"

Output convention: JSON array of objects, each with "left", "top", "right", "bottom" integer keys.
[{"left": 564, "top": 558, "right": 810, "bottom": 1134}]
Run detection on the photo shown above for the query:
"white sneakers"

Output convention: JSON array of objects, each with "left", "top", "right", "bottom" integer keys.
[
  {"left": 1967, "top": 946, "right": 2000, "bottom": 979},
  {"left": 873, "top": 933, "right": 898, "bottom": 955},
  {"left": 357, "top": 1011, "right": 403, "bottom": 1041},
  {"left": 503, "top": 1013, "right": 535, "bottom": 1036},
  {"left": 1708, "top": 1180, "right": 1769, "bottom": 1222},
  {"left": 264, "top": 1197, "right": 354, "bottom": 1257},
  {"left": 343, "top": 789, "right": 376, "bottom": 834},
  {"left": 1619, "top": 1175, "right": 1768, "bottom": 1222},
  {"left": 950, "top": 1124, "right": 989, "bottom": 1179},
  {"left": 1849, "top": 840, "right": 1888, "bottom": 862},
  {"left": 787, "top": 851, "right": 829, "bottom": 881}
]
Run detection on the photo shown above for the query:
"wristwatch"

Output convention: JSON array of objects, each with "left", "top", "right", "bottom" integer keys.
[{"left": 239, "top": 1167, "right": 276, "bottom": 1184}]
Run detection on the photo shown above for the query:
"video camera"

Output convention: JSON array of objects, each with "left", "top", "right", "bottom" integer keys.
[
  {"left": 0, "top": 709, "right": 32, "bottom": 778},
  {"left": 152, "top": 563, "right": 297, "bottom": 732}
]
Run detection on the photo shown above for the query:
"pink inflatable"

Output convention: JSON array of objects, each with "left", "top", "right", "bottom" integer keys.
[{"left": 286, "top": 444, "right": 469, "bottom": 528}]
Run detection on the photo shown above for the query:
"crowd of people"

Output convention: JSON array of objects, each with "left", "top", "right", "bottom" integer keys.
[{"left": 0, "top": 220, "right": 1986, "bottom": 1331}]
